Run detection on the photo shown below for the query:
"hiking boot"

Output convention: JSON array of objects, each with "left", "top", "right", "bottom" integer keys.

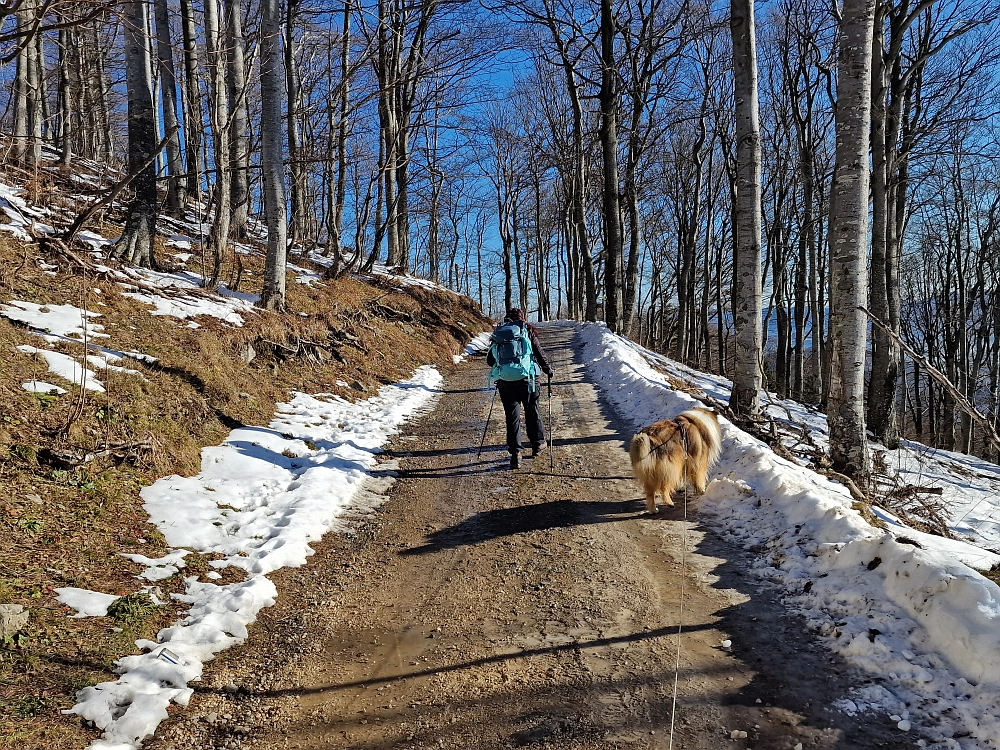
[
  {"left": 529, "top": 442, "right": 545, "bottom": 458},
  {"left": 510, "top": 452, "right": 521, "bottom": 470}
]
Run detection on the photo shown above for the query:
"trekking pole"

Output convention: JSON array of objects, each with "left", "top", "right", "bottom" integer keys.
[
  {"left": 548, "top": 374, "right": 554, "bottom": 470},
  {"left": 477, "top": 387, "right": 498, "bottom": 459}
]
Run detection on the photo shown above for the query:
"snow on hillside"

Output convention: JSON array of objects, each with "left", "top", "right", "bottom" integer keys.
[
  {"left": 0, "top": 175, "right": 499, "bottom": 749},
  {"left": 60, "top": 368, "right": 445, "bottom": 750},
  {"left": 574, "top": 322, "right": 1000, "bottom": 749}
]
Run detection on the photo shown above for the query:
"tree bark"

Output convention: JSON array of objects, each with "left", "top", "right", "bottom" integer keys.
[
  {"left": 600, "top": 0, "right": 623, "bottom": 334},
  {"left": 286, "top": 0, "right": 308, "bottom": 247},
  {"left": 260, "top": 0, "right": 288, "bottom": 311},
  {"left": 154, "top": 0, "right": 186, "bottom": 215},
  {"left": 115, "top": 0, "right": 159, "bottom": 269},
  {"left": 204, "top": 0, "right": 231, "bottom": 288},
  {"left": 728, "top": 0, "right": 764, "bottom": 417},
  {"left": 827, "top": 0, "right": 876, "bottom": 486},
  {"left": 227, "top": 0, "right": 251, "bottom": 239},
  {"left": 57, "top": 20, "right": 73, "bottom": 169},
  {"left": 179, "top": 0, "right": 205, "bottom": 203}
]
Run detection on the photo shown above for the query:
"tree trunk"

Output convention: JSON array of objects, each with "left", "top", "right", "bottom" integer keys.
[
  {"left": 867, "top": 3, "right": 900, "bottom": 448},
  {"left": 286, "top": 0, "right": 307, "bottom": 247},
  {"left": 116, "top": 0, "right": 159, "bottom": 269},
  {"left": 180, "top": 0, "right": 204, "bottom": 203},
  {"left": 728, "top": 0, "right": 764, "bottom": 417},
  {"left": 227, "top": 0, "right": 251, "bottom": 238},
  {"left": 27, "top": 10, "right": 44, "bottom": 168},
  {"left": 600, "top": 0, "right": 623, "bottom": 334},
  {"left": 154, "top": 0, "right": 186, "bottom": 215},
  {"left": 260, "top": 0, "right": 288, "bottom": 311},
  {"left": 57, "top": 21, "right": 73, "bottom": 169},
  {"left": 326, "top": 0, "right": 352, "bottom": 275},
  {"left": 204, "top": 0, "right": 231, "bottom": 288},
  {"left": 827, "top": 0, "right": 876, "bottom": 486},
  {"left": 13, "top": 3, "right": 30, "bottom": 166}
]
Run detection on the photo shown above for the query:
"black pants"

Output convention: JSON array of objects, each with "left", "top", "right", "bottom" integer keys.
[{"left": 497, "top": 378, "right": 545, "bottom": 454}]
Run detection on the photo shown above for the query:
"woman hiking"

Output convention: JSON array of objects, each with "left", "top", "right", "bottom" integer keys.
[{"left": 485, "top": 308, "right": 553, "bottom": 469}]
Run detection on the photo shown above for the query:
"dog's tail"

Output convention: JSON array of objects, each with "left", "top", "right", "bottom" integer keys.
[
  {"left": 629, "top": 432, "right": 653, "bottom": 469},
  {"left": 679, "top": 408, "right": 722, "bottom": 467}
]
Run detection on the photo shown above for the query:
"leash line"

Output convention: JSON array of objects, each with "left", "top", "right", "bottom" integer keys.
[{"left": 668, "top": 435, "right": 690, "bottom": 750}]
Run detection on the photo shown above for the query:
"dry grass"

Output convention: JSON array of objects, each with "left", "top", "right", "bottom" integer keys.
[{"left": 0, "top": 226, "right": 489, "bottom": 746}]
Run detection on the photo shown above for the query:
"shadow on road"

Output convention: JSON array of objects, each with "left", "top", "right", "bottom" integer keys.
[
  {"left": 400, "top": 498, "right": 644, "bottom": 555},
  {"left": 196, "top": 621, "right": 717, "bottom": 699}
]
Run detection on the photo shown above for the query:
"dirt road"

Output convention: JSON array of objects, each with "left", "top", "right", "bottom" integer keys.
[{"left": 147, "top": 324, "right": 908, "bottom": 750}]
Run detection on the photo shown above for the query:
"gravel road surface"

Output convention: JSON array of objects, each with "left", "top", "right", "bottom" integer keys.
[{"left": 147, "top": 324, "right": 909, "bottom": 750}]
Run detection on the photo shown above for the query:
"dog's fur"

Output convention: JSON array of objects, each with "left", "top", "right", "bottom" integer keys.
[{"left": 628, "top": 408, "right": 722, "bottom": 513}]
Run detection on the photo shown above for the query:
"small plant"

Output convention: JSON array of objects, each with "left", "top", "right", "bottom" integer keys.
[
  {"left": 32, "top": 392, "right": 59, "bottom": 409},
  {"left": 15, "top": 517, "right": 43, "bottom": 533},
  {"left": 95, "top": 406, "right": 118, "bottom": 423},
  {"left": 5, "top": 695, "right": 47, "bottom": 718},
  {"left": 106, "top": 592, "right": 159, "bottom": 627},
  {"left": 50, "top": 469, "right": 98, "bottom": 492},
  {"left": 9, "top": 443, "right": 38, "bottom": 464}
]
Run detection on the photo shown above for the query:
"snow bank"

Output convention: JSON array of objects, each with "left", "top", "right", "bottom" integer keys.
[
  {"left": 68, "top": 366, "right": 443, "bottom": 750},
  {"left": 452, "top": 331, "right": 492, "bottom": 363},
  {"left": 117, "top": 267, "right": 257, "bottom": 326},
  {"left": 575, "top": 322, "right": 1000, "bottom": 747}
]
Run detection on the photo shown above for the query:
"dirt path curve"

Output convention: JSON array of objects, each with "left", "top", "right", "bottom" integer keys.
[{"left": 148, "top": 323, "right": 908, "bottom": 750}]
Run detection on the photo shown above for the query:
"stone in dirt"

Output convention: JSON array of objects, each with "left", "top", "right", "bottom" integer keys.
[{"left": 0, "top": 603, "right": 29, "bottom": 639}]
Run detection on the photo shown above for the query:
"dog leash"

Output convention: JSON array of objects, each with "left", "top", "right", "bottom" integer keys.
[{"left": 668, "top": 433, "right": 690, "bottom": 750}]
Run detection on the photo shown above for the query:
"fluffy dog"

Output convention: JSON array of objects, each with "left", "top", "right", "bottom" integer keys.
[{"left": 628, "top": 408, "right": 722, "bottom": 513}]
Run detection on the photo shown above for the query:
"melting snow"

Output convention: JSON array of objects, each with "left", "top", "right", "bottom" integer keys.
[
  {"left": 67, "top": 366, "right": 443, "bottom": 750},
  {"left": 574, "top": 321, "right": 1000, "bottom": 748}
]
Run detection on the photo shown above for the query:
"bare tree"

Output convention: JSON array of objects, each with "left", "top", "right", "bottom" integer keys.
[
  {"left": 827, "top": 0, "right": 877, "bottom": 485},
  {"left": 227, "top": 0, "right": 251, "bottom": 238},
  {"left": 154, "top": 0, "right": 186, "bottom": 215},
  {"left": 600, "top": 0, "right": 624, "bottom": 333},
  {"left": 204, "top": 0, "right": 231, "bottom": 288},
  {"left": 261, "top": 0, "right": 288, "bottom": 310},
  {"left": 115, "top": 0, "right": 159, "bottom": 269},
  {"left": 728, "top": 0, "right": 764, "bottom": 417}
]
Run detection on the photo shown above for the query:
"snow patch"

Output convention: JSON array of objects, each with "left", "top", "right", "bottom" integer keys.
[{"left": 68, "top": 366, "right": 443, "bottom": 750}]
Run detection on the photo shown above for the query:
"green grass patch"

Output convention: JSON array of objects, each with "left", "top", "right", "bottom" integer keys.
[{"left": 106, "top": 592, "right": 159, "bottom": 627}]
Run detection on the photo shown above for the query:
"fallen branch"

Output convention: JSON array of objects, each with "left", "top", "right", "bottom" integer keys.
[
  {"left": 860, "top": 306, "right": 1000, "bottom": 456},
  {"left": 818, "top": 468, "right": 869, "bottom": 504}
]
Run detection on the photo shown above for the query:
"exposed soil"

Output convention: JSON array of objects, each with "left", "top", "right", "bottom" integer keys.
[
  {"left": 146, "top": 324, "right": 911, "bottom": 750},
  {"left": 0, "top": 224, "right": 489, "bottom": 748}
]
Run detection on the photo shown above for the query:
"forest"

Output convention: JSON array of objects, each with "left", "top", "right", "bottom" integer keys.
[{"left": 2, "top": 0, "right": 1000, "bottom": 487}]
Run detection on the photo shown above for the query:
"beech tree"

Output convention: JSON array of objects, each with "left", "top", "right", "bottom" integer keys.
[
  {"left": 728, "top": 0, "right": 764, "bottom": 417},
  {"left": 827, "top": 0, "right": 877, "bottom": 485},
  {"left": 115, "top": 0, "right": 159, "bottom": 269},
  {"left": 261, "top": 0, "right": 289, "bottom": 310}
]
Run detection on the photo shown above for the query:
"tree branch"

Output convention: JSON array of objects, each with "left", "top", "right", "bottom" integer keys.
[{"left": 860, "top": 306, "right": 1000, "bottom": 455}]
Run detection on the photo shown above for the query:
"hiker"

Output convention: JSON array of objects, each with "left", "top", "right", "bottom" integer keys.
[{"left": 486, "top": 308, "right": 553, "bottom": 470}]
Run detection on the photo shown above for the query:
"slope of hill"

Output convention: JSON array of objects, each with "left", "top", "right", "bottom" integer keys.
[{"left": 0, "top": 169, "right": 490, "bottom": 749}]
